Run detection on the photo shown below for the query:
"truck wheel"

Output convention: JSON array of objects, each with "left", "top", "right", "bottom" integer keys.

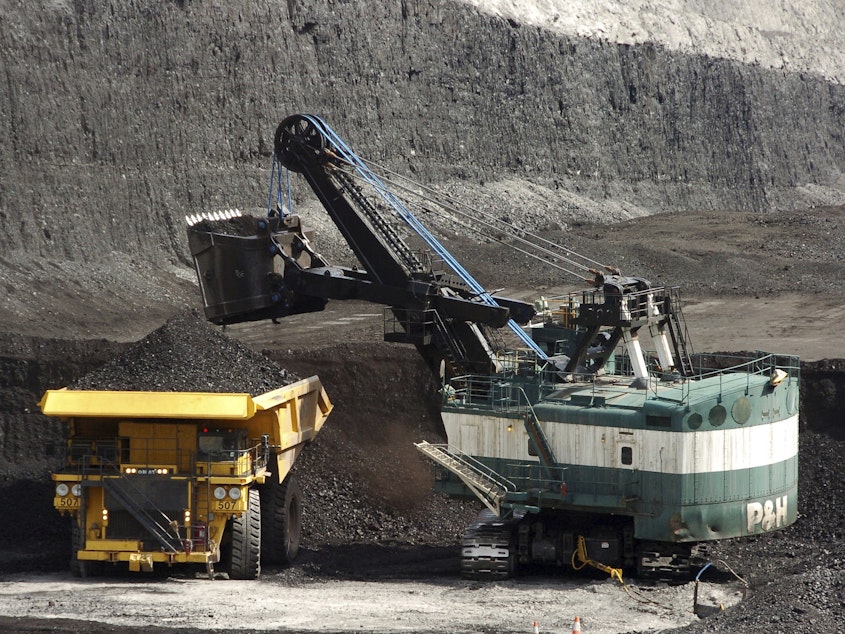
[
  {"left": 70, "top": 517, "right": 102, "bottom": 578},
  {"left": 225, "top": 488, "right": 261, "bottom": 580},
  {"left": 260, "top": 473, "right": 302, "bottom": 565},
  {"left": 70, "top": 517, "right": 84, "bottom": 577}
]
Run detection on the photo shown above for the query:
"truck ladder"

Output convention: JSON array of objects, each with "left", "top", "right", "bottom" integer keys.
[
  {"left": 415, "top": 441, "right": 514, "bottom": 515},
  {"left": 100, "top": 476, "right": 183, "bottom": 553}
]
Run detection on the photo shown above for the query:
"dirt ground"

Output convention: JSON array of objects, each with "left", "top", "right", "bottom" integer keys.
[
  {"left": 0, "top": 567, "right": 745, "bottom": 634},
  {"left": 0, "top": 207, "right": 843, "bottom": 633}
]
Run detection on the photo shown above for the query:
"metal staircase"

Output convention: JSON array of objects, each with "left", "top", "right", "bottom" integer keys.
[
  {"left": 383, "top": 307, "right": 471, "bottom": 376},
  {"left": 415, "top": 441, "right": 514, "bottom": 514},
  {"left": 663, "top": 288, "right": 695, "bottom": 377},
  {"left": 522, "top": 409, "right": 559, "bottom": 483},
  {"left": 101, "top": 476, "right": 183, "bottom": 553}
]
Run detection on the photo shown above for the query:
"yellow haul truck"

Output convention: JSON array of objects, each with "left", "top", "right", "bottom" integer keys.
[{"left": 39, "top": 376, "right": 331, "bottom": 579}]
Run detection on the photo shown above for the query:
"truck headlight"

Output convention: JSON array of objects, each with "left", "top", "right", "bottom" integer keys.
[
  {"left": 213, "top": 487, "right": 227, "bottom": 500},
  {"left": 55, "top": 483, "right": 69, "bottom": 496},
  {"left": 71, "top": 484, "right": 82, "bottom": 497},
  {"left": 228, "top": 487, "right": 241, "bottom": 500}
]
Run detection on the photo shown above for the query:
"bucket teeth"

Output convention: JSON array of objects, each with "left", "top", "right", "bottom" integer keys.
[{"left": 186, "top": 209, "right": 244, "bottom": 226}]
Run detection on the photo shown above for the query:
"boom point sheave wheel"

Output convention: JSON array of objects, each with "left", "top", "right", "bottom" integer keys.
[
  {"left": 274, "top": 114, "right": 326, "bottom": 172},
  {"left": 260, "top": 473, "right": 303, "bottom": 565},
  {"left": 225, "top": 488, "right": 262, "bottom": 580}
]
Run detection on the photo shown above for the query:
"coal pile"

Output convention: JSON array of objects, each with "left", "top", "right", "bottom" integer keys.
[
  {"left": 292, "top": 422, "right": 479, "bottom": 550},
  {"left": 71, "top": 309, "right": 299, "bottom": 395}
]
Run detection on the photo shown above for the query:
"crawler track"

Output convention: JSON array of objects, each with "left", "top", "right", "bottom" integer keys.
[{"left": 460, "top": 509, "right": 519, "bottom": 580}]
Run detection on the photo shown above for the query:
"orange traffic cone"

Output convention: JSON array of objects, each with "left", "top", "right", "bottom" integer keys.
[
  {"left": 571, "top": 616, "right": 582, "bottom": 633},
  {"left": 532, "top": 621, "right": 539, "bottom": 634}
]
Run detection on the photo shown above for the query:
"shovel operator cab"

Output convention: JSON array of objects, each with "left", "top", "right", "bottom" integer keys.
[{"left": 41, "top": 377, "right": 332, "bottom": 578}]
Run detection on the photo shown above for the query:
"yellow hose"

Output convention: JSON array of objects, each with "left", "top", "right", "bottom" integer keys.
[{"left": 571, "top": 535, "right": 624, "bottom": 584}]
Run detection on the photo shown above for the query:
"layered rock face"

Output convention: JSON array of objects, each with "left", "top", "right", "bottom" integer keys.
[{"left": 2, "top": 0, "right": 845, "bottom": 274}]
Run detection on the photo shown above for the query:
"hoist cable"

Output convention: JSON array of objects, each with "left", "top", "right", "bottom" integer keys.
[
  {"left": 363, "top": 158, "right": 611, "bottom": 275},
  {"left": 331, "top": 162, "right": 593, "bottom": 282}
]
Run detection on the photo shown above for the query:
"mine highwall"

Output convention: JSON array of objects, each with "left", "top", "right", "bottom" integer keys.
[{"left": 2, "top": 1, "right": 845, "bottom": 268}]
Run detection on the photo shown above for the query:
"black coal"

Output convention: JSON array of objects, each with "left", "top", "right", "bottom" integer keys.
[{"left": 71, "top": 309, "right": 299, "bottom": 395}]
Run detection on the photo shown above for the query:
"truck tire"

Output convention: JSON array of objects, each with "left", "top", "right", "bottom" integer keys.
[
  {"left": 70, "top": 517, "right": 102, "bottom": 578},
  {"left": 260, "top": 473, "right": 302, "bottom": 565},
  {"left": 70, "top": 517, "right": 83, "bottom": 577},
  {"left": 225, "top": 488, "right": 261, "bottom": 580}
]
